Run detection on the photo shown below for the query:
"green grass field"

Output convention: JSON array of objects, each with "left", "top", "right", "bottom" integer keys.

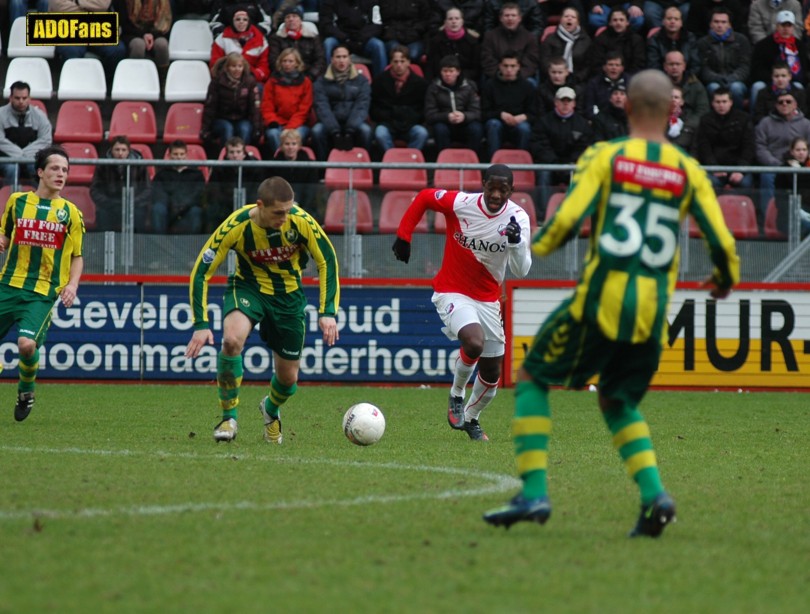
[{"left": 0, "top": 382, "right": 808, "bottom": 613}]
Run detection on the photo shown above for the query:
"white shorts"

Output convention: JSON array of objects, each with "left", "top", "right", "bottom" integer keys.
[{"left": 431, "top": 292, "right": 505, "bottom": 358}]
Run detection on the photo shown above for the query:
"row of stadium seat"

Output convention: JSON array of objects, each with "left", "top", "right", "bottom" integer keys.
[{"left": 3, "top": 56, "right": 210, "bottom": 102}]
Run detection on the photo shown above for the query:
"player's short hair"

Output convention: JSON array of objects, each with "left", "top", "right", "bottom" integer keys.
[
  {"left": 9, "top": 81, "right": 30, "bottom": 95},
  {"left": 35, "top": 145, "right": 70, "bottom": 171},
  {"left": 257, "top": 176, "right": 294, "bottom": 205},
  {"left": 484, "top": 163, "right": 514, "bottom": 187},
  {"left": 627, "top": 69, "right": 672, "bottom": 121}
]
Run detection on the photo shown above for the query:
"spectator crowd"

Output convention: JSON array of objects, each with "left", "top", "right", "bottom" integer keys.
[{"left": 3, "top": 0, "right": 810, "bottom": 237}]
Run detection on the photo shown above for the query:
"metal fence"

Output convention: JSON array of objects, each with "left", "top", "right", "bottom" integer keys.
[{"left": 2, "top": 157, "right": 809, "bottom": 283}]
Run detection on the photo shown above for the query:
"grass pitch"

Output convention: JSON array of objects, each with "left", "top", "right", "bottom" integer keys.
[{"left": 0, "top": 382, "right": 808, "bottom": 613}]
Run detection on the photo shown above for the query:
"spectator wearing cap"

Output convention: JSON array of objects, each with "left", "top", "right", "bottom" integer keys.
[
  {"left": 748, "top": 0, "right": 803, "bottom": 45},
  {"left": 209, "top": 1, "right": 274, "bottom": 38},
  {"left": 268, "top": 5, "right": 327, "bottom": 81},
  {"left": 592, "top": 83, "right": 628, "bottom": 141},
  {"left": 424, "top": 6, "right": 482, "bottom": 84},
  {"left": 662, "top": 50, "right": 709, "bottom": 126},
  {"left": 696, "top": 7, "right": 751, "bottom": 110},
  {"left": 530, "top": 85, "right": 592, "bottom": 218},
  {"left": 749, "top": 10, "right": 810, "bottom": 114},
  {"left": 210, "top": 8, "right": 271, "bottom": 84},
  {"left": 695, "top": 86, "right": 756, "bottom": 192},
  {"left": 480, "top": 52, "right": 537, "bottom": 161},
  {"left": 424, "top": 55, "right": 484, "bottom": 158}
]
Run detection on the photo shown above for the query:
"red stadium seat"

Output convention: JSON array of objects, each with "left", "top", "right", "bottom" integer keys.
[
  {"left": 162, "top": 102, "right": 204, "bottom": 145},
  {"left": 163, "top": 143, "right": 210, "bottom": 181},
  {"left": 511, "top": 191, "right": 538, "bottom": 229},
  {"left": 378, "top": 190, "right": 427, "bottom": 233},
  {"left": 109, "top": 101, "right": 158, "bottom": 144},
  {"left": 378, "top": 148, "right": 427, "bottom": 191},
  {"left": 541, "top": 25, "right": 557, "bottom": 43},
  {"left": 53, "top": 100, "right": 103, "bottom": 143},
  {"left": 545, "top": 190, "right": 590, "bottom": 236},
  {"left": 129, "top": 143, "right": 155, "bottom": 180},
  {"left": 323, "top": 189, "right": 374, "bottom": 233},
  {"left": 59, "top": 142, "right": 98, "bottom": 185},
  {"left": 434, "top": 148, "right": 482, "bottom": 191},
  {"left": 717, "top": 194, "right": 760, "bottom": 239},
  {"left": 355, "top": 63, "right": 372, "bottom": 84},
  {"left": 764, "top": 197, "right": 786, "bottom": 240},
  {"left": 490, "top": 149, "right": 536, "bottom": 191},
  {"left": 324, "top": 147, "right": 374, "bottom": 190},
  {"left": 61, "top": 186, "right": 97, "bottom": 229}
]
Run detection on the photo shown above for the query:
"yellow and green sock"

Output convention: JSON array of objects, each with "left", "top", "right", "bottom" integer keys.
[
  {"left": 217, "top": 352, "right": 243, "bottom": 420},
  {"left": 262, "top": 374, "right": 297, "bottom": 418},
  {"left": 602, "top": 403, "right": 665, "bottom": 505},
  {"left": 512, "top": 380, "right": 552, "bottom": 499},
  {"left": 18, "top": 348, "right": 39, "bottom": 394}
]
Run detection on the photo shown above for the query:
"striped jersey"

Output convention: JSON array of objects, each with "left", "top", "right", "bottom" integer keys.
[
  {"left": 190, "top": 204, "right": 339, "bottom": 329},
  {"left": 533, "top": 137, "right": 740, "bottom": 344},
  {"left": 0, "top": 190, "right": 85, "bottom": 299},
  {"left": 397, "top": 189, "right": 532, "bottom": 302}
]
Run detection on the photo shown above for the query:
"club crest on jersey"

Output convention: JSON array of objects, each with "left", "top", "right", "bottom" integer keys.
[
  {"left": 56, "top": 208, "right": 69, "bottom": 224},
  {"left": 240, "top": 297, "right": 251, "bottom": 308},
  {"left": 434, "top": 190, "right": 447, "bottom": 200},
  {"left": 202, "top": 248, "right": 216, "bottom": 264},
  {"left": 285, "top": 228, "right": 299, "bottom": 242}
]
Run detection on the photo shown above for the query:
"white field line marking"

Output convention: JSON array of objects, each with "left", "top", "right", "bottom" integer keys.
[{"left": 0, "top": 445, "right": 520, "bottom": 521}]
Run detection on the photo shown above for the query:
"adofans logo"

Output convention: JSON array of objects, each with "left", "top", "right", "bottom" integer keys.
[{"left": 27, "top": 12, "right": 118, "bottom": 46}]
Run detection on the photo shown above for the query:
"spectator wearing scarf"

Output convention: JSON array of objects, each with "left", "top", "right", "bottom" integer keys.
[
  {"left": 211, "top": 9, "right": 271, "bottom": 84},
  {"left": 539, "top": 6, "right": 592, "bottom": 85},
  {"left": 425, "top": 7, "right": 482, "bottom": 84},
  {"left": 261, "top": 48, "right": 314, "bottom": 156},
  {"left": 268, "top": 5, "right": 328, "bottom": 81},
  {"left": 696, "top": 7, "right": 751, "bottom": 110},
  {"left": 748, "top": 0, "right": 803, "bottom": 45},
  {"left": 750, "top": 10, "right": 810, "bottom": 114}
]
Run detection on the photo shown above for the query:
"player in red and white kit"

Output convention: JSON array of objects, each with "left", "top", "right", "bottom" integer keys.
[{"left": 392, "top": 164, "right": 532, "bottom": 440}]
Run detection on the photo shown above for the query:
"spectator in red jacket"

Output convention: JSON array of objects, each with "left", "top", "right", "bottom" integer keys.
[
  {"left": 261, "top": 48, "right": 314, "bottom": 156},
  {"left": 210, "top": 8, "right": 271, "bottom": 85}
]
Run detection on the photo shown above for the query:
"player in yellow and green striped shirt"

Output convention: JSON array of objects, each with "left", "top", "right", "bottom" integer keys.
[
  {"left": 484, "top": 70, "right": 740, "bottom": 537},
  {"left": 0, "top": 146, "right": 85, "bottom": 421},
  {"left": 185, "top": 176, "right": 339, "bottom": 443}
]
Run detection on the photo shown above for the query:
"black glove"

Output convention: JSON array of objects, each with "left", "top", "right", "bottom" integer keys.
[
  {"left": 392, "top": 237, "right": 411, "bottom": 263},
  {"left": 504, "top": 216, "right": 521, "bottom": 244},
  {"left": 266, "top": 122, "right": 280, "bottom": 130}
]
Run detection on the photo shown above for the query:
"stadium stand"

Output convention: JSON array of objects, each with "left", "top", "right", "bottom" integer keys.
[
  {"left": 378, "top": 148, "right": 427, "bottom": 191},
  {"left": 164, "top": 60, "right": 211, "bottom": 102},
  {"left": 3, "top": 57, "right": 53, "bottom": 98},
  {"left": 57, "top": 58, "right": 107, "bottom": 100},
  {"left": 491, "top": 149, "right": 536, "bottom": 191},
  {"left": 7, "top": 17, "right": 54, "bottom": 58},
  {"left": 111, "top": 59, "right": 161, "bottom": 102},
  {"left": 324, "top": 147, "right": 374, "bottom": 190},
  {"left": 58, "top": 142, "right": 98, "bottom": 185},
  {"left": 434, "top": 148, "right": 482, "bottom": 191},
  {"left": 168, "top": 19, "right": 214, "bottom": 62},
  {"left": 162, "top": 103, "right": 204, "bottom": 145},
  {"left": 61, "top": 186, "right": 97, "bottom": 229},
  {"left": 378, "top": 190, "right": 426, "bottom": 233},
  {"left": 53, "top": 101, "right": 104, "bottom": 143},
  {"left": 109, "top": 101, "right": 158, "bottom": 143}
]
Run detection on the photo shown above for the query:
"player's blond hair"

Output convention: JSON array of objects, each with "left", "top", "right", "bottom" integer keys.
[{"left": 627, "top": 69, "right": 673, "bottom": 121}]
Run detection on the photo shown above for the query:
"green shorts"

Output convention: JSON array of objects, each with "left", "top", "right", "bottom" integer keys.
[
  {"left": 522, "top": 299, "right": 662, "bottom": 408},
  {"left": 223, "top": 281, "right": 307, "bottom": 361},
  {"left": 0, "top": 284, "right": 55, "bottom": 347}
]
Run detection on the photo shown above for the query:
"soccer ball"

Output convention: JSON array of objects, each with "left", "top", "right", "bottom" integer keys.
[{"left": 342, "top": 403, "right": 385, "bottom": 446}]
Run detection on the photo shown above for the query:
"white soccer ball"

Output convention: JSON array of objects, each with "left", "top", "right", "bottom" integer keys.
[{"left": 342, "top": 402, "right": 385, "bottom": 446}]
